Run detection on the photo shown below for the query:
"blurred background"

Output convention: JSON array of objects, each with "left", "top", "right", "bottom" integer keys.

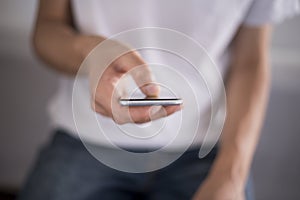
[{"left": 0, "top": 0, "right": 299, "bottom": 200}]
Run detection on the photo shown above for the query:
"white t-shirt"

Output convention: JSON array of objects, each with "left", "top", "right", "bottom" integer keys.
[{"left": 48, "top": 0, "right": 299, "bottom": 149}]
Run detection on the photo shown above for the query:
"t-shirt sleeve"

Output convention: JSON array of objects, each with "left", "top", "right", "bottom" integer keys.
[{"left": 243, "top": 0, "right": 300, "bottom": 26}]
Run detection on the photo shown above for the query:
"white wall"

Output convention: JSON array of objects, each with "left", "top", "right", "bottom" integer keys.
[{"left": 0, "top": 0, "right": 57, "bottom": 189}]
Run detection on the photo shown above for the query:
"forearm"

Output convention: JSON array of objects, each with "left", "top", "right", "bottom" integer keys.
[
  {"left": 33, "top": 17, "right": 104, "bottom": 75},
  {"left": 211, "top": 61, "right": 270, "bottom": 183}
]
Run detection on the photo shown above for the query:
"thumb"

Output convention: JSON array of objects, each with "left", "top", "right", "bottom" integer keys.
[
  {"left": 141, "top": 83, "right": 160, "bottom": 97},
  {"left": 114, "top": 51, "right": 160, "bottom": 96},
  {"left": 130, "top": 65, "right": 160, "bottom": 97}
]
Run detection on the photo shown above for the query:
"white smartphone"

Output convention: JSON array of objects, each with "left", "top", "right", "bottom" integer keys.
[{"left": 119, "top": 98, "right": 183, "bottom": 106}]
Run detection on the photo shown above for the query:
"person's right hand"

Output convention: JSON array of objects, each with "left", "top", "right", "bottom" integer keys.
[{"left": 88, "top": 40, "right": 181, "bottom": 124}]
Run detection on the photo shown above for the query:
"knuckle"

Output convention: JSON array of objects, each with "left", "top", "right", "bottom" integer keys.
[
  {"left": 135, "top": 112, "right": 150, "bottom": 123},
  {"left": 95, "top": 107, "right": 104, "bottom": 115},
  {"left": 113, "top": 117, "right": 125, "bottom": 125},
  {"left": 91, "top": 102, "right": 107, "bottom": 116},
  {"left": 113, "top": 59, "right": 126, "bottom": 72},
  {"left": 90, "top": 101, "right": 97, "bottom": 111}
]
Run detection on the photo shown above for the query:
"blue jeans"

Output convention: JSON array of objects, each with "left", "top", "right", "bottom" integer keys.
[{"left": 18, "top": 130, "right": 254, "bottom": 200}]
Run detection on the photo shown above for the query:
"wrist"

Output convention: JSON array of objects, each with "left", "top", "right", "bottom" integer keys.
[{"left": 209, "top": 146, "right": 249, "bottom": 186}]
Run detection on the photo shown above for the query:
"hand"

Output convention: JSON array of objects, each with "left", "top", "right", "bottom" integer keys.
[
  {"left": 192, "top": 173, "right": 245, "bottom": 200},
  {"left": 88, "top": 40, "right": 181, "bottom": 124}
]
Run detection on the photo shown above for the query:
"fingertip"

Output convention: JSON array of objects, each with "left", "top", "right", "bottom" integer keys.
[
  {"left": 165, "top": 105, "right": 182, "bottom": 114},
  {"left": 142, "top": 84, "right": 160, "bottom": 96},
  {"left": 150, "top": 105, "right": 163, "bottom": 115}
]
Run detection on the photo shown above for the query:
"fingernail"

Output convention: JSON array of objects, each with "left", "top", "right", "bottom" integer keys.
[
  {"left": 175, "top": 105, "right": 182, "bottom": 112},
  {"left": 144, "top": 84, "right": 159, "bottom": 96},
  {"left": 150, "top": 106, "right": 162, "bottom": 115}
]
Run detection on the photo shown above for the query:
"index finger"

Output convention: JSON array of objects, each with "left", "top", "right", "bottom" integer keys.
[{"left": 114, "top": 52, "right": 160, "bottom": 97}]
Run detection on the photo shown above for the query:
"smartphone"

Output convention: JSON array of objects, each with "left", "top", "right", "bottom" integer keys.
[{"left": 119, "top": 98, "right": 183, "bottom": 106}]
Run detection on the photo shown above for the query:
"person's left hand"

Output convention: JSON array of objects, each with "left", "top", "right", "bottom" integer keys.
[{"left": 192, "top": 172, "right": 245, "bottom": 200}]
